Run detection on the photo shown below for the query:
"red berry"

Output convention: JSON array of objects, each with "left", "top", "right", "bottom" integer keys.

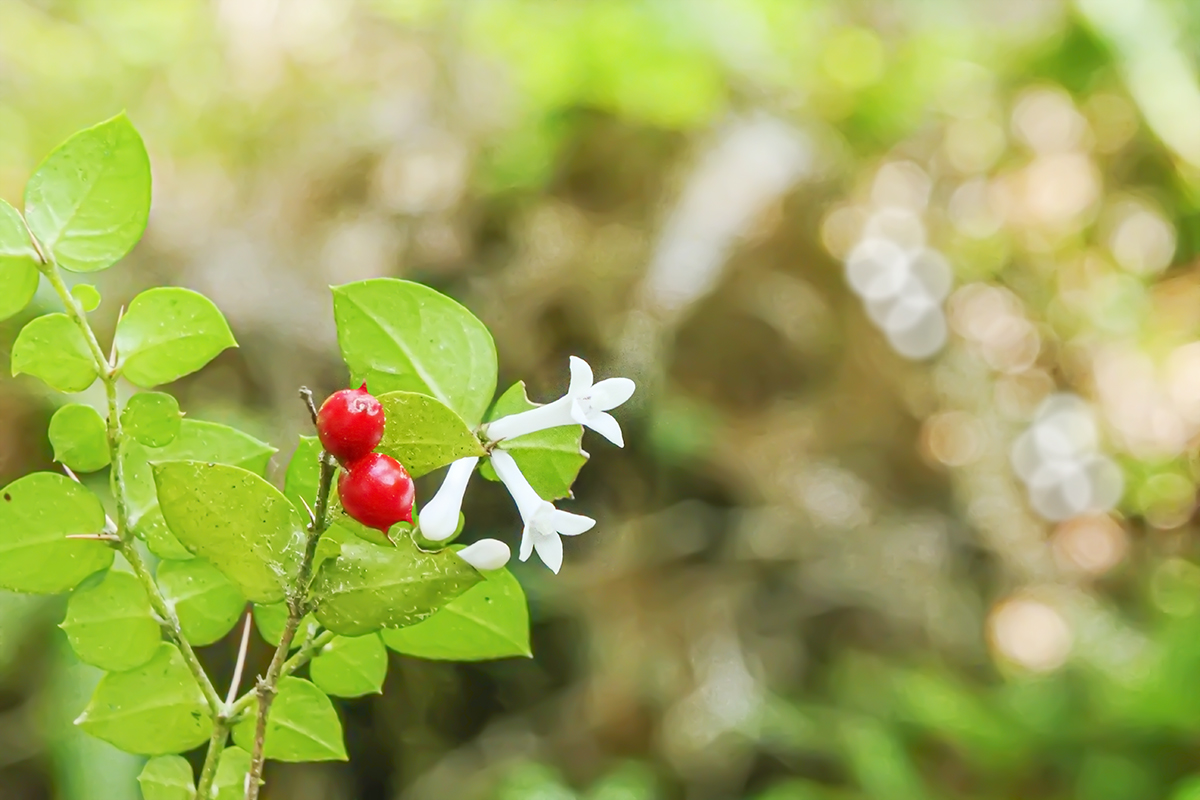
[
  {"left": 338, "top": 452, "right": 415, "bottom": 532},
  {"left": 317, "top": 384, "right": 384, "bottom": 464}
]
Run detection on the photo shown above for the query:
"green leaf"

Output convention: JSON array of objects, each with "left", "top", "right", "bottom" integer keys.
[
  {"left": 136, "top": 509, "right": 194, "bottom": 562},
  {"left": 11, "top": 313, "right": 97, "bottom": 392},
  {"left": 153, "top": 461, "right": 306, "bottom": 603},
  {"left": 375, "top": 391, "right": 485, "bottom": 478},
  {"left": 76, "top": 642, "right": 213, "bottom": 755},
  {"left": 479, "top": 382, "right": 587, "bottom": 501},
  {"left": 122, "top": 391, "right": 182, "bottom": 447},
  {"left": 212, "top": 746, "right": 251, "bottom": 800},
  {"left": 381, "top": 565, "right": 531, "bottom": 660},
  {"left": 137, "top": 418, "right": 275, "bottom": 472},
  {"left": 328, "top": 497, "right": 404, "bottom": 547},
  {"left": 48, "top": 403, "right": 110, "bottom": 472},
  {"left": 312, "top": 536, "right": 481, "bottom": 636},
  {"left": 0, "top": 198, "right": 40, "bottom": 322},
  {"left": 137, "top": 755, "right": 195, "bottom": 800},
  {"left": 0, "top": 472, "right": 113, "bottom": 593},
  {"left": 114, "top": 287, "right": 236, "bottom": 388},
  {"left": 284, "top": 435, "right": 322, "bottom": 514},
  {"left": 123, "top": 419, "right": 276, "bottom": 561},
  {"left": 313, "top": 527, "right": 347, "bottom": 574},
  {"left": 157, "top": 557, "right": 246, "bottom": 646},
  {"left": 309, "top": 634, "right": 388, "bottom": 697},
  {"left": 71, "top": 283, "right": 101, "bottom": 312},
  {"left": 252, "top": 602, "right": 314, "bottom": 650},
  {"left": 332, "top": 279, "right": 497, "bottom": 425},
  {"left": 232, "top": 677, "right": 347, "bottom": 762},
  {"left": 61, "top": 568, "right": 160, "bottom": 671},
  {"left": 23, "top": 113, "right": 151, "bottom": 273}
]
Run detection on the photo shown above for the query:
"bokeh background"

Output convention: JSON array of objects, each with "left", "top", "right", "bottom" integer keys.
[{"left": 5, "top": 0, "right": 1200, "bottom": 798}]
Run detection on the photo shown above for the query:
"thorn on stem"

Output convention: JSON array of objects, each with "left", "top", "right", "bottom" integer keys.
[
  {"left": 225, "top": 610, "right": 254, "bottom": 707},
  {"left": 60, "top": 464, "right": 81, "bottom": 483},
  {"left": 66, "top": 532, "right": 120, "bottom": 542},
  {"left": 299, "top": 496, "right": 316, "bottom": 525},
  {"left": 108, "top": 306, "right": 125, "bottom": 364}
]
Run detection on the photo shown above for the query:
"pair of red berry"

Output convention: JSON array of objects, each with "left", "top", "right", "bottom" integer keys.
[{"left": 317, "top": 385, "right": 414, "bottom": 533}]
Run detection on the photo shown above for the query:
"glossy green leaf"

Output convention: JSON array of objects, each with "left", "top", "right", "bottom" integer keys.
[
  {"left": 479, "top": 382, "right": 587, "bottom": 501},
  {"left": 0, "top": 472, "right": 113, "bottom": 593},
  {"left": 232, "top": 677, "right": 347, "bottom": 762},
  {"left": 123, "top": 419, "right": 276, "bottom": 560},
  {"left": 283, "top": 437, "right": 354, "bottom": 571},
  {"left": 333, "top": 278, "right": 497, "bottom": 425},
  {"left": 61, "top": 569, "right": 160, "bottom": 671},
  {"left": 23, "top": 113, "right": 151, "bottom": 273},
  {"left": 157, "top": 557, "right": 246, "bottom": 646},
  {"left": 212, "top": 746, "right": 251, "bottom": 800},
  {"left": 122, "top": 391, "right": 182, "bottom": 447},
  {"left": 313, "top": 526, "right": 348, "bottom": 573},
  {"left": 252, "top": 602, "right": 314, "bottom": 650},
  {"left": 284, "top": 435, "right": 323, "bottom": 514},
  {"left": 114, "top": 287, "right": 236, "bottom": 388},
  {"left": 382, "top": 565, "right": 531, "bottom": 660},
  {"left": 71, "top": 283, "right": 101, "bottom": 312},
  {"left": 375, "top": 391, "right": 485, "bottom": 478},
  {"left": 312, "top": 537, "right": 481, "bottom": 636},
  {"left": 76, "top": 642, "right": 213, "bottom": 755},
  {"left": 154, "top": 461, "right": 306, "bottom": 603},
  {"left": 135, "top": 508, "right": 194, "bottom": 562},
  {"left": 48, "top": 403, "right": 110, "bottom": 472},
  {"left": 137, "top": 755, "right": 195, "bottom": 800},
  {"left": 0, "top": 198, "right": 40, "bottom": 322},
  {"left": 310, "top": 634, "right": 388, "bottom": 697},
  {"left": 328, "top": 496, "right": 402, "bottom": 547},
  {"left": 11, "top": 313, "right": 97, "bottom": 392}
]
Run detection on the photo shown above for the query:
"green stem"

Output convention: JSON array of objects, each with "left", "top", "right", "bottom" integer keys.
[
  {"left": 194, "top": 720, "right": 229, "bottom": 799},
  {"left": 120, "top": 539, "right": 223, "bottom": 711},
  {"left": 243, "top": 426, "right": 337, "bottom": 800},
  {"left": 227, "top": 629, "right": 336, "bottom": 722},
  {"left": 32, "top": 249, "right": 226, "bottom": 796}
]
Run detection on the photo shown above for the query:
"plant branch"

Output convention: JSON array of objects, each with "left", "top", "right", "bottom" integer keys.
[
  {"left": 194, "top": 610, "right": 253, "bottom": 800},
  {"left": 194, "top": 717, "right": 228, "bottom": 800},
  {"left": 226, "top": 629, "right": 336, "bottom": 722},
  {"left": 34, "top": 253, "right": 224, "bottom": 722},
  {"left": 299, "top": 386, "right": 319, "bottom": 425},
  {"left": 243, "top": 400, "right": 337, "bottom": 800},
  {"left": 120, "top": 540, "right": 224, "bottom": 712}
]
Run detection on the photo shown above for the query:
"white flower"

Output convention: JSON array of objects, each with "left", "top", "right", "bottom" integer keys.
[
  {"left": 489, "top": 449, "right": 595, "bottom": 573},
  {"left": 417, "top": 456, "right": 478, "bottom": 542},
  {"left": 456, "top": 539, "right": 511, "bottom": 571},
  {"left": 485, "top": 356, "right": 635, "bottom": 447}
]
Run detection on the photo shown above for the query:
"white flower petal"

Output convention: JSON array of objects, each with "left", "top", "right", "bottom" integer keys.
[
  {"left": 568, "top": 355, "right": 594, "bottom": 396},
  {"left": 533, "top": 530, "right": 564, "bottom": 573},
  {"left": 519, "top": 524, "right": 535, "bottom": 562},
  {"left": 589, "top": 377, "right": 635, "bottom": 411},
  {"left": 490, "top": 449, "right": 544, "bottom": 520},
  {"left": 586, "top": 411, "right": 624, "bottom": 447},
  {"left": 419, "top": 456, "right": 478, "bottom": 541},
  {"left": 456, "top": 539, "right": 511, "bottom": 571},
  {"left": 485, "top": 399, "right": 574, "bottom": 441},
  {"left": 570, "top": 398, "right": 589, "bottom": 426},
  {"left": 551, "top": 509, "right": 595, "bottom": 536}
]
